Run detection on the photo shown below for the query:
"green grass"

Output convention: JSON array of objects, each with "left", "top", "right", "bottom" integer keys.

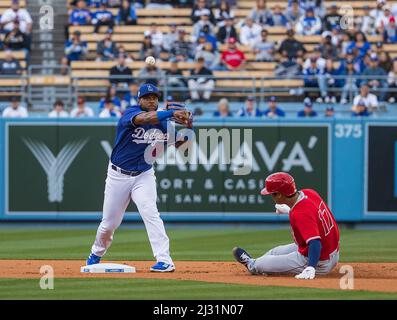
[
  {"left": 0, "top": 227, "right": 396, "bottom": 299},
  {"left": 0, "top": 228, "right": 396, "bottom": 262},
  {"left": 0, "top": 278, "right": 396, "bottom": 300}
]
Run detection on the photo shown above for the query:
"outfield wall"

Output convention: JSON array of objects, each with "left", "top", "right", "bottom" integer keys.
[{"left": 0, "top": 118, "right": 396, "bottom": 222}]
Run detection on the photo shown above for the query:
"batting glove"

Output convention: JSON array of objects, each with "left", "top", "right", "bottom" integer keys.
[
  {"left": 295, "top": 266, "right": 316, "bottom": 280},
  {"left": 275, "top": 204, "right": 290, "bottom": 214}
]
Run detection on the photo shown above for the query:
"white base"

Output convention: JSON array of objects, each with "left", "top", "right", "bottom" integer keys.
[{"left": 81, "top": 263, "right": 136, "bottom": 273}]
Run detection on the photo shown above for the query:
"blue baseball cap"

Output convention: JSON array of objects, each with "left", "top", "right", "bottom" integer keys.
[
  {"left": 137, "top": 83, "right": 161, "bottom": 99},
  {"left": 268, "top": 96, "right": 276, "bottom": 102}
]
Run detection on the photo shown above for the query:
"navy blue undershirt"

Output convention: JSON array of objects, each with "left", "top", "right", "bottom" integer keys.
[{"left": 308, "top": 239, "right": 322, "bottom": 268}]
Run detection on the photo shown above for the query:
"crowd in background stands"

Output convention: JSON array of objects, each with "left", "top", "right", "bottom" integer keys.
[
  {"left": 61, "top": 0, "right": 397, "bottom": 118},
  {"left": 0, "top": 0, "right": 31, "bottom": 75},
  {"left": 2, "top": 89, "right": 375, "bottom": 118}
]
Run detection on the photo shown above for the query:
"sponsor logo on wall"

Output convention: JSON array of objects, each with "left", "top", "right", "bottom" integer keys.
[{"left": 7, "top": 123, "right": 329, "bottom": 214}]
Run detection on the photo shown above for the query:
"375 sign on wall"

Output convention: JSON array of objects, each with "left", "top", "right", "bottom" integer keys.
[{"left": 5, "top": 122, "right": 330, "bottom": 216}]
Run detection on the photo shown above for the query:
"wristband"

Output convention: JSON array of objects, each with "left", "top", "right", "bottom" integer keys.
[{"left": 157, "top": 110, "right": 175, "bottom": 122}]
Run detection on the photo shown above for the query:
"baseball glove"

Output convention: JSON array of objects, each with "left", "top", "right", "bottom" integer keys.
[{"left": 166, "top": 102, "right": 193, "bottom": 128}]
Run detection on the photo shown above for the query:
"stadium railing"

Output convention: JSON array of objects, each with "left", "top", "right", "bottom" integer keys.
[
  {"left": 1, "top": 74, "right": 395, "bottom": 114},
  {"left": 70, "top": 74, "right": 396, "bottom": 102}
]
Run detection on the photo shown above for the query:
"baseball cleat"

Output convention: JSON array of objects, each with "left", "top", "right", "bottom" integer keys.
[
  {"left": 86, "top": 253, "right": 101, "bottom": 265},
  {"left": 232, "top": 247, "right": 253, "bottom": 269},
  {"left": 150, "top": 262, "right": 175, "bottom": 272}
]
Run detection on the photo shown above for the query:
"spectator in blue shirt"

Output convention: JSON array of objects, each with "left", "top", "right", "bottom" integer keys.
[
  {"left": 92, "top": 2, "right": 114, "bottom": 33},
  {"left": 236, "top": 96, "right": 262, "bottom": 117},
  {"left": 347, "top": 31, "right": 371, "bottom": 60},
  {"left": 121, "top": 81, "right": 138, "bottom": 111},
  {"left": 96, "top": 29, "right": 119, "bottom": 61},
  {"left": 64, "top": 30, "right": 88, "bottom": 61},
  {"left": 0, "top": 50, "right": 22, "bottom": 75},
  {"left": 297, "top": 99, "right": 318, "bottom": 117},
  {"left": 269, "top": 5, "right": 289, "bottom": 27},
  {"left": 98, "top": 86, "right": 122, "bottom": 109},
  {"left": 338, "top": 48, "right": 365, "bottom": 74},
  {"left": 303, "top": 57, "right": 328, "bottom": 102},
  {"left": 117, "top": 0, "right": 137, "bottom": 25},
  {"left": 285, "top": 0, "right": 304, "bottom": 27},
  {"left": 70, "top": 0, "right": 92, "bottom": 25},
  {"left": 263, "top": 96, "right": 285, "bottom": 118},
  {"left": 295, "top": 7, "right": 322, "bottom": 35},
  {"left": 351, "top": 100, "right": 371, "bottom": 117},
  {"left": 201, "top": 24, "right": 218, "bottom": 51},
  {"left": 214, "top": 98, "right": 233, "bottom": 117}
]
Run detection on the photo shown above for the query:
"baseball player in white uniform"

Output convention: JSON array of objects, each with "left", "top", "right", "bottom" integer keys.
[{"left": 86, "top": 83, "right": 192, "bottom": 272}]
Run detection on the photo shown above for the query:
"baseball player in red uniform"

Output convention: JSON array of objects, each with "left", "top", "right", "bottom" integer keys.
[{"left": 233, "top": 172, "right": 340, "bottom": 280}]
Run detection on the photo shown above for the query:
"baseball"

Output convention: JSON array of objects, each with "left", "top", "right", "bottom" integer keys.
[{"left": 145, "top": 56, "right": 156, "bottom": 65}]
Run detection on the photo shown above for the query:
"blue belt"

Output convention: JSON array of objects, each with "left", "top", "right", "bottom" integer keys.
[{"left": 111, "top": 164, "right": 143, "bottom": 177}]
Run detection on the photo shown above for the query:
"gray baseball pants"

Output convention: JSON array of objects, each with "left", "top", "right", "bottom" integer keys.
[{"left": 249, "top": 243, "right": 339, "bottom": 275}]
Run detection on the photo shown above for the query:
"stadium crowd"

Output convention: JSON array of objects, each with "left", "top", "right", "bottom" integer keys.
[{"left": 0, "top": 0, "right": 31, "bottom": 74}]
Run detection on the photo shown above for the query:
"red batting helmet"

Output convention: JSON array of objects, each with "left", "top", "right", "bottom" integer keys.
[{"left": 260, "top": 172, "right": 297, "bottom": 197}]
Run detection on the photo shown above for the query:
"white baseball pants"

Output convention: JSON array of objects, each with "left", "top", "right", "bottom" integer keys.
[
  {"left": 91, "top": 163, "right": 173, "bottom": 265},
  {"left": 249, "top": 243, "right": 339, "bottom": 275}
]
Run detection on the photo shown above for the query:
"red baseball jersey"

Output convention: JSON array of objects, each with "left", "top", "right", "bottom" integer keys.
[
  {"left": 221, "top": 50, "right": 246, "bottom": 68},
  {"left": 289, "top": 189, "right": 339, "bottom": 260}
]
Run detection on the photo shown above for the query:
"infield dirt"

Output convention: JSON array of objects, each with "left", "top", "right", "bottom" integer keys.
[{"left": 0, "top": 260, "right": 396, "bottom": 293}]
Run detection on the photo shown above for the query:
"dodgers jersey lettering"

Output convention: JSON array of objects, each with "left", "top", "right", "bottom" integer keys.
[
  {"left": 289, "top": 189, "right": 340, "bottom": 260},
  {"left": 110, "top": 105, "right": 168, "bottom": 171}
]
